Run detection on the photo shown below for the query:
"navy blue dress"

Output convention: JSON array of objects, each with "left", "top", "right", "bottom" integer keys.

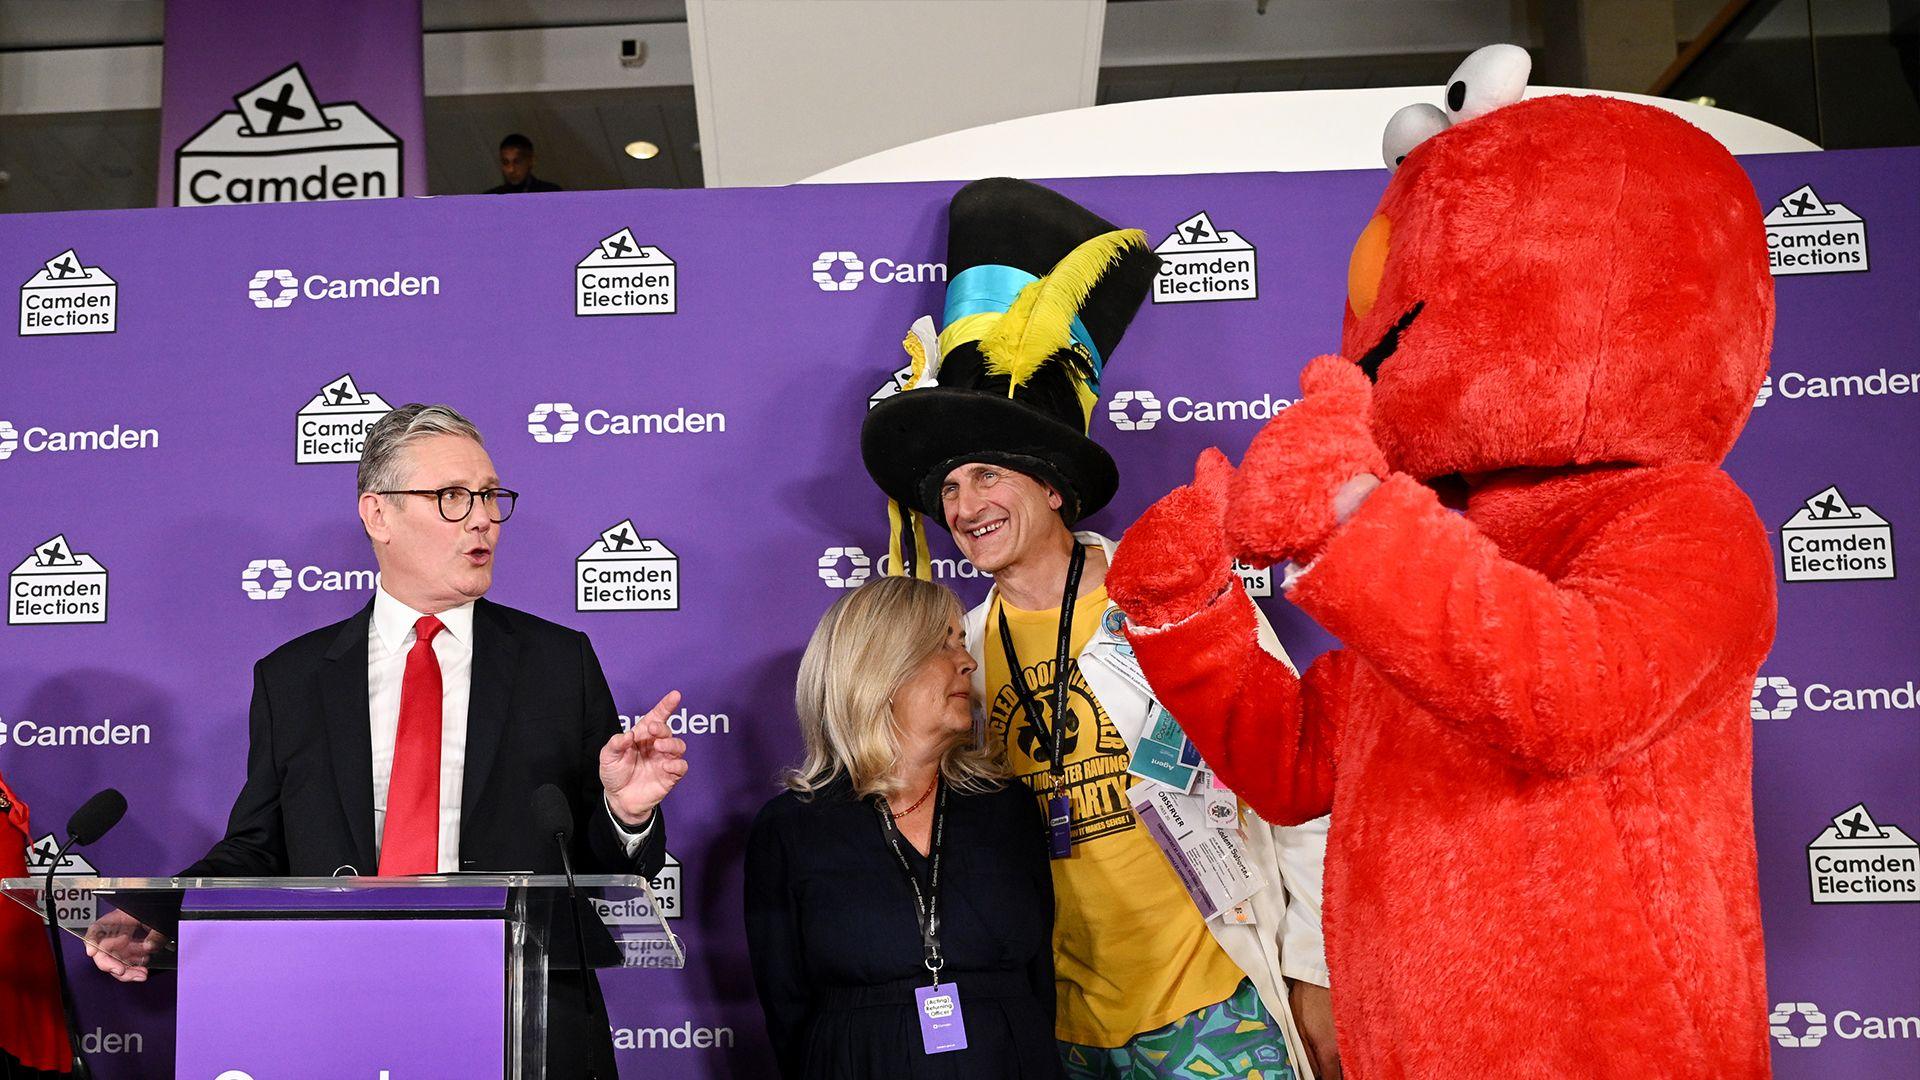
[{"left": 745, "top": 777, "right": 1059, "bottom": 1079}]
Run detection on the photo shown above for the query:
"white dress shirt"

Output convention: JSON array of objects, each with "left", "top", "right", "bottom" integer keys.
[{"left": 368, "top": 579, "right": 649, "bottom": 872}]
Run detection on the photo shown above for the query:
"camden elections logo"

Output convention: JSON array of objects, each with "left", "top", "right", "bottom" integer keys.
[
  {"left": 295, "top": 374, "right": 392, "bottom": 464},
  {"left": 1770, "top": 998, "right": 1919, "bottom": 1048},
  {"left": 176, "top": 63, "right": 402, "bottom": 206},
  {"left": 578, "top": 520, "right": 679, "bottom": 611},
  {"left": 20, "top": 249, "right": 116, "bottom": 336},
  {"left": 1764, "top": 185, "right": 1868, "bottom": 276},
  {"left": 811, "top": 250, "right": 945, "bottom": 293},
  {"left": 0, "top": 417, "right": 158, "bottom": 463},
  {"left": 25, "top": 835, "right": 98, "bottom": 929},
  {"left": 1808, "top": 803, "right": 1917, "bottom": 904},
  {"left": 1153, "top": 212, "right": 1257, "bottom": 303},
  {"left": 9, "top": 535, "right": 107, "bottom": 625},
  {"left": 1779, "top": 486, "right": 1895, "bottom": 582},
  {"left": 577, "top": 228, "right": 676, "bottom": 315}
]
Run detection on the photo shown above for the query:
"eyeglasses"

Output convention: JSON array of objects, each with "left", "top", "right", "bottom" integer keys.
[{"left": 376, "top": 486, "right": 519, "bottom": 523}]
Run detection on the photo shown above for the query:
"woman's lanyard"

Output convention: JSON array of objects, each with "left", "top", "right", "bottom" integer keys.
[
  {"left": 875, "top": 780, "right": 949, "bottom": 984},
  {"left": 996, "top": 542, "right": 1087, "bottom": 859}
]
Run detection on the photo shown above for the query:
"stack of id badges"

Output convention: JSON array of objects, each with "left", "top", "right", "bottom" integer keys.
[{"left": 1126, "top": 704, "right": 1264, "bottom": 922}]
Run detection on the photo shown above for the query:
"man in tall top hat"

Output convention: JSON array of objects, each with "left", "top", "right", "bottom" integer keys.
[{"left": 863, "top": 178, "right": 1338, "bottom": 1079}]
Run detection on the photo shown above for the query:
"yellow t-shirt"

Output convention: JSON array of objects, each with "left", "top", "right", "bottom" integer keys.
[{"left": 984, "top": 583, "right": 1246, "bottom": 1048}]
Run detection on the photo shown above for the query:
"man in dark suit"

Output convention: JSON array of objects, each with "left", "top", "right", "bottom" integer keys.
[
  {"left": 487, "top": 133, "right": 563, "bottom": 194},
  {"left": 88, "top": 404, "right": 686, "bottom": 1079}
]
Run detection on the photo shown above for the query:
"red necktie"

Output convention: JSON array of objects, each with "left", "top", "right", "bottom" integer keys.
[{"left": 379, "top": 615, "right": 445, "bottom": 875}]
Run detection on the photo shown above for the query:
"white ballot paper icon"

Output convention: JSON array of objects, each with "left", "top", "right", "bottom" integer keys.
[
  {"left": 576, "top": 228, "right": 677, "bottom": 316},
  {"left": 295, "top": 374, "right": 394, "bottom": 464},
  {"left": 10, "top": 534, "right": 109, "bottom": 625},
  {"left": 20, "top": 250, "right": 117, "bottom": 336},
  {"left": 1128, "top": 781, "right": 1264, "bottom": 920},
  {"left": 176, "top": 63, "right": 402, "bottom": 206},
  {"left": 1807, "top": 803, "right": 1919, "bottom": 904},
  {"left": 577, "top": 520, "right": 680, "bottom": 611},
  {"left": 1779, "top": 485, "right": 1895, "bottom": 581},
  {"left": 1763, "top": 184, "right": 1868, "bottom": 275}
]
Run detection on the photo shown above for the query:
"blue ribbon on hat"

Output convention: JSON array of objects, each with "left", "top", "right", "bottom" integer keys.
[{"left": 943, "top": 264, "right": 1105, "bottom": 389}]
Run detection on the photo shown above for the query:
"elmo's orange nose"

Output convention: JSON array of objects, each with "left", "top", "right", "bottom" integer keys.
[{"left": 1348, "top": 214, "right": 1391, "bottom": 319}]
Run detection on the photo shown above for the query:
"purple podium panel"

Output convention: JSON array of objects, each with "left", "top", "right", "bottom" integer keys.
[{"left": 175, "top": 917, "right": 506, "bottom": 1079}]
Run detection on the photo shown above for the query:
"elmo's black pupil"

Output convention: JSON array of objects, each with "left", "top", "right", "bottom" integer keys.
[{"left": 1448, "top": 81, "right": 1467, "bottom": 112}]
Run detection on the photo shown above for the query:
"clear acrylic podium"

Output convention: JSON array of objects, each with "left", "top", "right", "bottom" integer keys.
[{"left": 2, "top": 874, "right": 682, "bottom": 1079}]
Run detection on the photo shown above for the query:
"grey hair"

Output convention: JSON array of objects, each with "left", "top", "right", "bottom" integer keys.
[{"left": 357, "top": 404, "right": 485, "bottom": 495}]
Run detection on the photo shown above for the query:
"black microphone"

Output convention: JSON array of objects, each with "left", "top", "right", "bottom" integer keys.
[
  {"left": 66, "top": 788, "right": 128, "bottom": 847},
  {"left": 45, "top": 787, "right": 126, "bottom": 1080},
  {"left": 532, "top": 785, "right": 595, "bottom": 1075}
]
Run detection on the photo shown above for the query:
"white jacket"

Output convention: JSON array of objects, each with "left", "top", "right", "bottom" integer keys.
[{"left": 965, "top": 531, "right": 1329, "bottom": 1076}]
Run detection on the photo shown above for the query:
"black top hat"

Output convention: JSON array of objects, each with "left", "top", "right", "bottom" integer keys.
[{"left": 861, "top": 178, "right": 1161, "bottom": 527}]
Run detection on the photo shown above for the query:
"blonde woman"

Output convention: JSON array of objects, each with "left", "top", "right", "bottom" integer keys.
[{"left": 746, "top": 576, "right": 1058, "bottom": 1079}]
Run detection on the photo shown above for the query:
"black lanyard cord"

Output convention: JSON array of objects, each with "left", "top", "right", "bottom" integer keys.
[
  {"left": 996, "top": 542, "right": 1088, "bottom": 787},
  {"left": 876, "top": 781, "right": 948, "bottom": 980}
]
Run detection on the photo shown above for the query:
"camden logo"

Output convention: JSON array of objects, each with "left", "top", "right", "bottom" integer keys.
[
  {"left": 1750, "top": 367, "right": 1918, "bottom": 409},
  {"left": 577, "top": 228, "right": 676, "bottom": 315},
  {"left": 1752, "top": 672, "right": 1920, "bottom": 718},
  {"left": 1105, "top": 387, "right": 1297, "bottom": 432},
  {"left": 1779, "top": 486, "right": 1895, "bottom": 582},
  {"left": 1, "top": 715, "right": 151, "bottom": 750},
  {"left": 1108, "top": 390, "right": 1163, "bottom": 431},
  {"left": 1764, "top": 184, "right": 1868, "bottom": 276},
  {"left": 817, "top": 544, "right": 983, "bottom": 586},
  {"left": 20, "top": 249, "right": 117, "bottom": 336},
  {"left": 1769, "top": 998, "right": 1919, "bottom": 1047},
  {"left": 578, "top": 520, "right": 679, "bottom": 611},
  {"left": 812, "top": 250, "right": 945, "bottom": 293},
  {"left": 176, "top": 63, "right": 402, "bottom": 207},
  {"left": 819, "top": 546, "right": 873, "bottom": 589},
  {"left": 1153, "top": 212, "right": 1258, "bottom": 303},
  {"left": 296, "top": 374, "right": 392, "bottom": 463},
  {"left": 9, "top": 534, "right": 107, "bottom": 625},
  {"left": 248, "top": 265, "right": 441, "bottom": 308},
  {"left": 241, "top": 558, "right": 375, "bottom": 601},
  {"left": 0, "top": 417, "right": 158, "bottom": 463},
  {"left": 1751, "top": 675, "right": 1798, "bottom": 720},
  {"left": 622, "top": 706, "right": 732, "bottom": 737},
  {"left": 1807, "top": 803, "right": 1918, "bottom": 904},
  {"left": 527, "top": 400, "right": 725, "bottom": 443},
  {"left": 25, "top": 834, "right": 97, "bottom": 929}
]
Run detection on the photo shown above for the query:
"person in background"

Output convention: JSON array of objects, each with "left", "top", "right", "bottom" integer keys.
[
  {"left": 487, "top": 133, "right": 562, "bottom": 193},
  {"left": 2, "top": 771, "right": 72, "bottom": 1077},
  {"left": 861, "top": 177, "right": 1336, "bottom": 1079},
  {"left": 746, "top": 577, "right": 1058, "bottom": 1079}
]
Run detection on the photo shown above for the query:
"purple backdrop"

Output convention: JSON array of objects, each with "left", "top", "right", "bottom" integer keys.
[
  {"left": 157, "top": 0, "right": 425, "bottom": 206},
  {"left": 2, "top": 151, "right": 1915, "bottom": 1077}
]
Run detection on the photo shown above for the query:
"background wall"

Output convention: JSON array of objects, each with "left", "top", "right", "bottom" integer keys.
[{"left": 2, "top": 152, "right": 1915, "bottom": 1076}]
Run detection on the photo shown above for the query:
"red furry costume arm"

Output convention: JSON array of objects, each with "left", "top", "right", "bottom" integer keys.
[
  {"left": 1108, "top": 450, "right": 1343, "bottom": 826},
  {"left": 1289, "top": 466, "right": 1775, "bottom": 776},
  {"left": 1126, "top": 595, "right": 1347, "bottom": 827}
]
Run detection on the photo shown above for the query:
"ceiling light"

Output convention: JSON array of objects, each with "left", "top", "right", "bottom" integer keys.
[{"left": 624, "top": 140, "right": 659, "bottom": 160}]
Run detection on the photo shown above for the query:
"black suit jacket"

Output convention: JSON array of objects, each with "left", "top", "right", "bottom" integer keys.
[{"left": 184, "top": 597, "right": 664, "bottom": 1078}]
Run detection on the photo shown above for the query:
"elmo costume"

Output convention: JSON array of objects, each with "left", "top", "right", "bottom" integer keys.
[{"left": 1106, "top": 47, "right": 1778, "bottom": 1078}]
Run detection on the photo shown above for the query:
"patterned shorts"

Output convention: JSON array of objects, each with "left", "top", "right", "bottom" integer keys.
[{"left": 1058, "top": 978, "right": 1297, "bottom": 1079}]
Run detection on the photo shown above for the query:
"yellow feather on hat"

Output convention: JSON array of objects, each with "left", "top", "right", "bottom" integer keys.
[{"left": 978, "top": 228, "right": 1147, "bottom": 395}]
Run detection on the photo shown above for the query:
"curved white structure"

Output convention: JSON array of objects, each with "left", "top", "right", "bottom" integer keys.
[{"left": 805, "top": 86, "right": 1819, "bottom": 184}]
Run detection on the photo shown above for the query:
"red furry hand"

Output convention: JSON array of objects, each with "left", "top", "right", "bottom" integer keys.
[
  {"left": 1228, "top": 355, "right": 1388, "bottom": 567},
  {"left": 1109, "top": 448, "right": 1237, "bottom": 629}
]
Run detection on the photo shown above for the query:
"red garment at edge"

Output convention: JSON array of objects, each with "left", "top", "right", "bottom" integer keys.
[
  {"left": 1, "top": 773, "right": 73, "bottom": 1073},
  {"left": 1109, "top": 94, "right": 1777, "bottom": 1078}
]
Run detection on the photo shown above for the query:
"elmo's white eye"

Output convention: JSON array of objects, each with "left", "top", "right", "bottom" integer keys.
[
  {"left": 1444, "top": 43, "right": 1531, "bottom": 123},
  {"left": 1383, "top": 103, "right": 1449, "bottom": 172}
]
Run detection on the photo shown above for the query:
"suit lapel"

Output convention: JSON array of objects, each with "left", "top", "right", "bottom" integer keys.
[
  {"left": 460, "top": 598, "right": 518, "bottom": 857},
  {"left": 320, "top": 603, "right": 377, "bottom": 872}
]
